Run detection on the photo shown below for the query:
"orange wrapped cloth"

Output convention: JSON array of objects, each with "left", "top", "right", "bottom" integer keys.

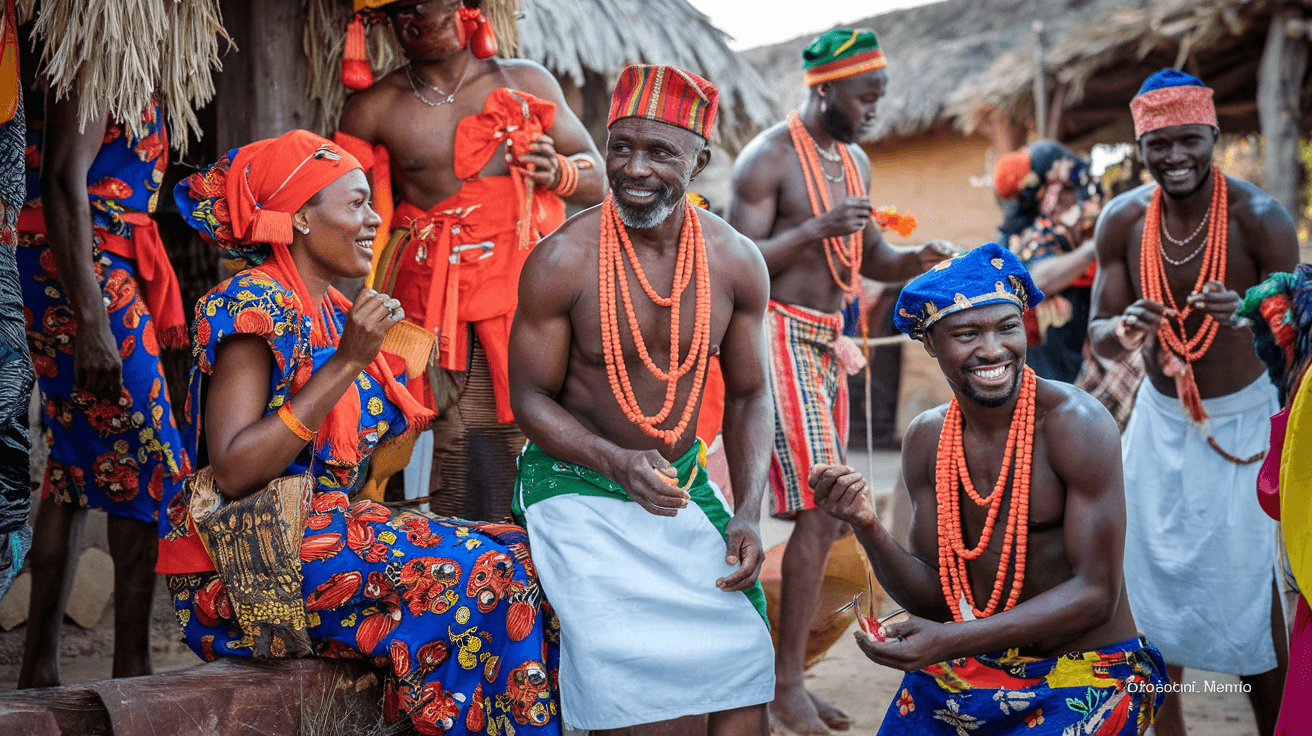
[{"left": 371, "top": 89, "right": 567, "bottom": 422}]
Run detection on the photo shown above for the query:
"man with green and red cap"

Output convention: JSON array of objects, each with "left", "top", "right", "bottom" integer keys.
[
  {"left": 1088, "top": 67, "right": 1299, "bottom": 736},
  {"left": 729, "top": 28, "right": 954, "bottom": 734},
  {"left": 511, "top": 63, "right": 775, "bottom": 735}
]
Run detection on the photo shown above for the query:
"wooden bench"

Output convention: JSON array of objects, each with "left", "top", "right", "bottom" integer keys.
[{"left": 0, "top": 658, "right": 384, "bottom": 736}]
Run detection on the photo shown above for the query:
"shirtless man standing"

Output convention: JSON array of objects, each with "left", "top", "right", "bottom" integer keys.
[
  {"left": 728, "top": 28, "right": 952, "bottom": 733},
  {"left": 510, "top": 65, "right": 775, "bottom": 735},
  {"left": 811, "top": 242, "right": 1167, "bottom": 736},
  {"left": 338, "top": 0, "right": 603, "bottom": 519},
  {"left": 1088, "top": 69, "right": 1299, "bottom": 736}
]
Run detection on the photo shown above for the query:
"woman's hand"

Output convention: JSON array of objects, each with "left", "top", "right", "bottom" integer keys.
[{"left": 336, "top": 289, "right": 403, "bottom": 369}]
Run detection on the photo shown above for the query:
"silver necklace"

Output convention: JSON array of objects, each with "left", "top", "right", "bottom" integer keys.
[
  {"left": 1161, "top": 209, "right": 1208, "bottom": 246},
  {"left": 821, "top": 164, "right": 845, "bottom": 183},
  {"left": 815, "top": 142, "right": 842, "bottom": 163},
  {"left": 405, "top": 62, "right": 470, "bottom": 107},
  {"left": 1159, "top": 228, "right": 1208, "bottom": 267}
]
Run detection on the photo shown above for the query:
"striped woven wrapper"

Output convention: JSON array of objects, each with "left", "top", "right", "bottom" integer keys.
[{"left": 607, "top": 64, "right": 718, "bottom": 140}]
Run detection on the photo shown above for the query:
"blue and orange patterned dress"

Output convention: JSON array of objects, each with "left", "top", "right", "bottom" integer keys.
[
  {"left": 16, "top": 107, "right": 188, "bottom": 522},
  {"left": 159, "top": 271, "right": 561, "bottom": 736}
]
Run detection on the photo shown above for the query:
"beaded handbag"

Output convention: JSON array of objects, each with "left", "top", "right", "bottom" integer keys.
[{"left": 186, "top": 465, "right": 315, "bottom": 659}]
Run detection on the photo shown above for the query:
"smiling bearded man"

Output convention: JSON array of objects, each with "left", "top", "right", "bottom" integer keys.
[
  {"left": 808, "top": 242, "right": 1168, "bottom": 736},
  {"left": 509, "top": 65, "right": 775, "bottom": 735},
  {"left": 1086, "top": 68, "right": 1300, "bottom": 736}
]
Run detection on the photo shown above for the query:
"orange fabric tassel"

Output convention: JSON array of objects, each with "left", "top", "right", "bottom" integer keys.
[{"left": 342, "top": 15, "right": 373, "bottom": 91}]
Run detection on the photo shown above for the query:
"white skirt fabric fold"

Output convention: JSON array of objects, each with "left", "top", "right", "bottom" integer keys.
[
  {"left": 524, "top": 489, "right": 774, "bottom": 729},
  {"left": 1121, "top": 376, "right": 1280, "bottom": 674}
]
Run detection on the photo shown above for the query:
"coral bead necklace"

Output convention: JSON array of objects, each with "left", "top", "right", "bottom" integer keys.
[
  {"left": 937, "top": 366, "right": 1037, "bottom": 621},
  {"left": 598, "top": 195, "right": 712, "bottom": 446},
  {"left": 1137, "top": 167, "right": 1260, "bottom": 464},
  {"left": 787, "top": 111, "right": 864, "bottom": 297}
]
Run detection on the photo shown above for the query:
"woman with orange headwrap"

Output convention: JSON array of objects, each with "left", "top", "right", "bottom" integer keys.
[{"left": 159, "top": 131, "right": 560, "bottom": 736}]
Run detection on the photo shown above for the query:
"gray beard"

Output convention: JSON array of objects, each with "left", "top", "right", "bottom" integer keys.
[{"left": 613, "top": 193, "right": 681, "bottom": 230}]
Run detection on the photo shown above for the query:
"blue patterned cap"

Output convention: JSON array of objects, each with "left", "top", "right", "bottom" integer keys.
[
  {"left": 1136, "top": 68, "right": 1206, "bottom": 97},
  {"left": 894, "top": 242, "right": 1044, "bottom": 340}
]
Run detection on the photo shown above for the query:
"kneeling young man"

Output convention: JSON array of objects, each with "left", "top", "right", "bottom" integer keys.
[
  {"left": 510, "top": 65, "right": 775, "bottom": 735},
  {"left": 810, "top": 243, "right": 1167, "bottom": 735}
]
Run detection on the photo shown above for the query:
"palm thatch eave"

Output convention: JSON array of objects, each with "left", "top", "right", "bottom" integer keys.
[
  {"left": 739, "top": 0, "right": 1132, "bottom": 145},
  {"left": 516, "top": 0, "right": 777, "bottom": 151}
]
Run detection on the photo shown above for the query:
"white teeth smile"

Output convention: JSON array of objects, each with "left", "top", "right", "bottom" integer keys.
[
  {"left": 623, "top": 189, "right": 655, "bottom": 197},
  {"left": 1165, "top": 168, "right": 1191, "bottom": 179},
  {"left": 970, "top": 365, "right": 1007, "bottom": 379}
]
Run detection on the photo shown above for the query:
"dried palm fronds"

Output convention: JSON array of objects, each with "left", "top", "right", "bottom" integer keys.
[
  {"left": 30, "top": 0, "right": 231, "bottom": 153},
  {"left": 303, "top": 0, "right": 519, "bottom": 135}
]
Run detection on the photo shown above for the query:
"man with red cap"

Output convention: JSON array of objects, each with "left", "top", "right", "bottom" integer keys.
[
  {"left": 510, "top": 64, "right": 775, "bottom": 734},
  {"left": 1088, "top": 68, "right": 1299, "bottom": 736},
  {"left": 336, "top": 0, "right": 604, "bottom": 522},
  {"left": 728, "top": 28, "right": 954, "bottom": 734}
]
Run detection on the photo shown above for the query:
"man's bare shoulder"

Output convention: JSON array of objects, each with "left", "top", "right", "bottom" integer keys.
[
  {"left": 1094, "top": 183, "right": 1154, "bottom": 254},
  {"left": 1101, "top": 183, "right": 1154, "bottom": 226},
  {"left": 339, "top": 72, "right": 409, "bottom": 137},
  {"left": 902, "top": 403, "right": 948, "bottom": 489},
  {"left": 697, "top": 208, "right": 770, "bottom": 288},
  {"left": 732, "top": 121, "right": 794, "bottom": 179},
  {"left": 699, "top": 209, "right": 762, "bottom": 259},
  {"left": 1035, "top": 378, "right": 1120, "bottom": 461},
  {"left": 526, "top": 205, "right": 601, "bottom": 275},
  {"left": 1225, "top": 174, "right": 1298, "bottom": 233},
  {"left": 497, "top": 59, "right": 563, "bottom": 96}
]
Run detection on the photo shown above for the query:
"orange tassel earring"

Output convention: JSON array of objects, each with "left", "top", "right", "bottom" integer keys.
[
  {"left": 458, "top": 6, "right": 497, "bottom": 59},
  {"left": 341, "top": 14, "right": 373, "bottom": 90}
]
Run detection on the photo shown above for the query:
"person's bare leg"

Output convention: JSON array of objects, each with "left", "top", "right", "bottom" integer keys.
[
  {"left": 1239, "top": 578, "right": 1289, "bottom": 736},
  {"left": 106, "top": 515, "right": 157, "bottom": 678},
  {"left": 772, "top": 508, "right": 846, "bottom": 735},
  {"left": 594, "top": 714, "right": 708, "bottom": 736},
  {"left": 709, "top": 704, "right": 768, "bottom": 736},
  {"left": 1152, "top": 664, "right": 1186, "bottom": 736},
  {"left": 17, "top": 499, "right": 86, "bottom": 688}
]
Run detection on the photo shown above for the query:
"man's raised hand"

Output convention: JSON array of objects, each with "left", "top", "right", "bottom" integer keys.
[
  {"left": 809, "top": 196, "right": 872, "bottom": 240},
  {"left": 916, "top": 240, "right": 956, "bottom": 271},
  {"left": 1187, "top": 279, "right": 1243, "bottom": 325},
  {"left": 809, "top": 463, "right": 876, "bottom": 530},
  {"left": 509, "top": 133, "right": 561, "bottom": 189}
]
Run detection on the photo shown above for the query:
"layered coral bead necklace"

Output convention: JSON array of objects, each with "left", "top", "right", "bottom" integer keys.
[
  {"left": 937, "top": 366, "right": 1036, "bottom": 621},
  {"left": 1138, "top": 167, "right": 1228, "bottom": 424},
  {"left": 787, "top": 111, "right": 864, "bottom": 297},
  {"left": 598, "top": 195, "right": 712, "bottom": 446}
]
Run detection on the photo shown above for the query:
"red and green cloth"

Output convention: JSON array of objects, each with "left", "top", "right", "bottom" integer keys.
[{"left": 803, "top": 28, "right": 886, "bottom": 87}]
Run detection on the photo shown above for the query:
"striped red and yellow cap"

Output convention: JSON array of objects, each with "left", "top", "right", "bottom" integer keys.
[
  {"left": 607, "top": 64, "right": 719, "bottom": 140},
  {"left": 802, "top": 29, "right": 886, "bottom": 87}
]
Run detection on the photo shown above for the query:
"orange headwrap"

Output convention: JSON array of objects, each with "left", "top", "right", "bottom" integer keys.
[
  {"left": 993, "top": 149, "right": 1032, "bottom": 200},
  {"left": 226, "top": 130, "right": 362, "bottom": 246}
]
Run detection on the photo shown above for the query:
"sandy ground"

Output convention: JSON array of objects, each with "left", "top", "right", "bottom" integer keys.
[{"left": 0, "top": 450, "right": 1267, "bottom": 734}]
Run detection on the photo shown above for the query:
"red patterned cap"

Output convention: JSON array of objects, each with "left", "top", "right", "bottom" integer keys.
[{"left": 607, "top": 64, "right": 719, "bottom": 140}]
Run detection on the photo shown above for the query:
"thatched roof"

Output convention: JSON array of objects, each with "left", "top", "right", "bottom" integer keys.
[
  {"left": 956, "top": 0, "right": 1310, "bottom": 143},
  {"left": 740, "top": 0, "right": 1130, "bottom": 144},
  {"left": 517, "top": 0, "right": 777, "bottom": 148}
]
